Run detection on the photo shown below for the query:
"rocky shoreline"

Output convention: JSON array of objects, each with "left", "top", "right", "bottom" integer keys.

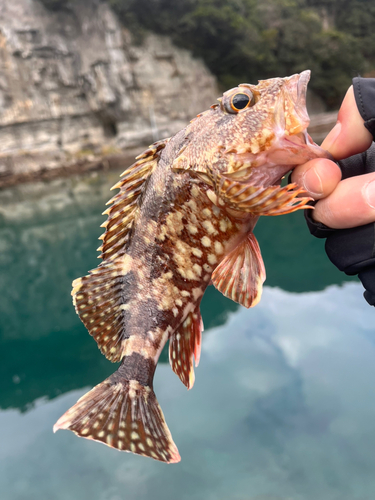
[
  {"left": 0, "top": 0, "right": 218, "bottom": 187},
  {"left": 0, "top": 0, "right": 336, "bottom": 190},
  {"left": 0, "top": 148, "right": 141, "bottom": 189},
  {"left": 0, "top": 109, "right": 337, "bottom": 189}
]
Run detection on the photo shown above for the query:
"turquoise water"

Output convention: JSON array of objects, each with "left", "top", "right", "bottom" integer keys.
[{"left": 0, "top": 169, "right": 374, "bottom": 500}]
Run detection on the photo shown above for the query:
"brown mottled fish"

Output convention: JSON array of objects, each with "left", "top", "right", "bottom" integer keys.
[{"left": 54, "top": 71, "right": 329, "bottom": 463}]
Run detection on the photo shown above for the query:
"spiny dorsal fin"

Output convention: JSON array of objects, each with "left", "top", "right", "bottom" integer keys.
[
  {"left": 169, "top": 306, "right": 203, "bottom": 389},
  {"left": 99, "top": 138, "right": 169, "bottom": 262}
]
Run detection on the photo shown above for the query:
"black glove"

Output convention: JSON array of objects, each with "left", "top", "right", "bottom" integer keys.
[{"left": 305, "top": 77, "right": 375, "bottom": 306}]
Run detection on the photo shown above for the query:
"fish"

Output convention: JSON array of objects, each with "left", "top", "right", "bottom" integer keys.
[{"left": 54, "top": 70, "right": 329, "bottom": 463}]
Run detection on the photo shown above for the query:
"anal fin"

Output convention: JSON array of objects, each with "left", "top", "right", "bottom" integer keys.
[
  {"left": 212, "top": 233, "right": 266, "bottom": 308},
  {"left": 169, "top": 306, "right": 203, "bottom": 389}
]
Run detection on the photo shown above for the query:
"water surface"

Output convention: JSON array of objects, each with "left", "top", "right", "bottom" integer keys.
[{"left": 0, "top": 169, "right": 373, "bottom": 500}]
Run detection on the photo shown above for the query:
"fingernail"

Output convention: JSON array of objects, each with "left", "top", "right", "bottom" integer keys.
[
  {"left": 302, "top": 168, "right": 323, "bottom": 196},
  {"left": 321, "top": 121, "right": 342, "bottom": 153},
  {"left": 364, "top": 179, "right": 375, "bottom": 209}
]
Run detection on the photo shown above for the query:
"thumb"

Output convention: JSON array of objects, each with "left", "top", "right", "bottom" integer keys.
[{"left": 321, "top": 86, "right": 373, "bottom": 160}]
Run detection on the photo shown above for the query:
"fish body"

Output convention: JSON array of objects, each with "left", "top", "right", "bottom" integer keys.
[{"left": 54, "top": 71, "right": 329, "bottom": 463}]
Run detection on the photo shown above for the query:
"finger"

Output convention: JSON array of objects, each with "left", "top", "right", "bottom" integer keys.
[
  {"left": 313, "top": 173, "right": 375, "bottom": 228},
  {"left": 291, "top": 158, "right": 342, "bottom": 199},
  {"left": 321, "top": 86, "right": 373, "bottom": 160}
]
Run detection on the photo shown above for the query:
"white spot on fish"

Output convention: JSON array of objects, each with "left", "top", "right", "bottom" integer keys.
[
  {"left": 201, "top": 236, "right": 211, "bottom": 247},
  {"left": 219, "top": 219, "right": 228, "bottom": 232},
  {"left": 191, "top": 185, "right": 200, "bottom": 198},
  {"left": 186, "top": 269, "right": 196, "bottom": 280},
  {"left": 214, "top": 241, "right": 224, "bottom": 254},
  {"left": 187, "top": 199, "right": 197, "bottom": 211},
  {"left": 190, "top": 213, "right": 198, "bottom": 224},
  {"left": 193, "top": 263, "right": 202, "bottom": 276},
  {"left": 128, "top": 380, "right": 139, "bottom": 399},
  {"left": 208, "top": 254, "right": 217, "bottom": 265},
  {"left": 188, "top": 224, "right": 198, "bottom": 235},
  {"left": 192, "top": 247, "right": 203, "bottom": 258},
  {"left": 202, "top": 220, "right": 217, "bottom": 235}
]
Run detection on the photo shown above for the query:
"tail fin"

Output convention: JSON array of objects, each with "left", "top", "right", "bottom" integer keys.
[{"left": 53, "top": 377, "right": 180, "bottom": 464}]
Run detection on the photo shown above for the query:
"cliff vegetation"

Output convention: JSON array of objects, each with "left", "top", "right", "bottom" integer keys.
[{"left": 105, "top": 0, "right": 375, "bottom": 109}]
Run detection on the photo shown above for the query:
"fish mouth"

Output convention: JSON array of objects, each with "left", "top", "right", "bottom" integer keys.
[
  {"left": 284, "top": 129, "right": 313, "bottom": 148},
  {"left": 295, "top": 70, "right": 310, "bottom": 125},
  {"left": 277, "top": 127, "right": 333, "bottom": 164},
  {"left": 274, "top": 70, "right": 333, "bottom": 162},
  {"left": 280, "top": 70, "right": 311, "bottom": 135}
]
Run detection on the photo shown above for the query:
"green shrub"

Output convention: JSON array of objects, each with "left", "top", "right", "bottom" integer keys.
[{"left": 108, "top": 0, "right": 372, "bottom": 108}]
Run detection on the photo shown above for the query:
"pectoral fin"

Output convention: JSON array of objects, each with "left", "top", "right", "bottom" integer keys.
[
  {"left": 212, "top": 233, "right": 266, "bottom": 308},
  {"left": 215, "top": 175, "right": 313, "bottom": 215}
]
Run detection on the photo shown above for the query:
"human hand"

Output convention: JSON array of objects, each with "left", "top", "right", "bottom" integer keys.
[
  {"left": 291, "top": 86, "right": 373, "bottom": 228},
  {"left": 291, "top": 78, "right": 375, "bottom": 306}
]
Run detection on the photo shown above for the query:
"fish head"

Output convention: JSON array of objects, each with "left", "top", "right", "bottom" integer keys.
[{"left": 196, "top": 70, "right": 332, "bottom": 184}]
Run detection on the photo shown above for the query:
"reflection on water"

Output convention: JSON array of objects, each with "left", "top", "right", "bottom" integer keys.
[{"left": 0, "top": 169, "right": 371, "bottom": 500}]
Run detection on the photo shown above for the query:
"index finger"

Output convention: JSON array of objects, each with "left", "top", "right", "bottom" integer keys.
[{"left": 321, "top": 86, "right": 373, "bottom": 160}]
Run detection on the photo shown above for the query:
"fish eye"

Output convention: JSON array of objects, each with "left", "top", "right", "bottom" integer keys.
[{"left": 224, "top": 90, "right": 255, "bottom": 114}]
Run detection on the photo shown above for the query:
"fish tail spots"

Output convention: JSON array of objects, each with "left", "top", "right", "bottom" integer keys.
[{"left": 53, "top": 376, "right": 180, "bottom": 464}]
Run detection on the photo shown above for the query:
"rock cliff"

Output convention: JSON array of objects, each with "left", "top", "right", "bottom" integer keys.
[{"left": 0, "top": 0, "right": 218, "bottom": 182}]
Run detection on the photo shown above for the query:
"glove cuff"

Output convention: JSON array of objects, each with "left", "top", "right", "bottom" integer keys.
[{"left": 353, "top": 77, "right": 375, "bottom": 140}]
